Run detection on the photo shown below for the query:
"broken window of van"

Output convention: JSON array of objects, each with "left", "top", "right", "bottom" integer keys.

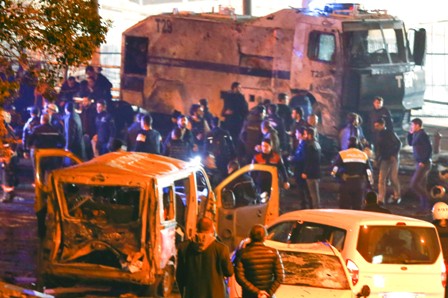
[
  {"left": 280, "top": 251, "right": 350, "bottom": 290},
  {"left": 223, "top": 172, "right": 258, "bottom": 208},
  {"left": 357, "top": 226, "right": 440, "bottom": 264},
  {"left": 307, "top": 31, "right": 335, "bottom": 63},
  {"left": 62, "top": 183, "right": 140, "bottom": 224},
  {"left": 222, "top": 170, "right": 271, "bottom": 209},
  {"left": 37, "top": 156, "right": 64, "bottom": 184},
  {"left": 344, "top": 25, "right": 406, "bottom": 66},
  {"left": 124, "top": 36, "right": 148, "bottom": 75},
  {"left": 174, "top": 178, "right": 190, "bottom": 228},
  {"left": 161, "top": 186, "right": 175, "bottom": 221},
  {"left": 195, "top": 170, "right": 210, "bottom": 215}
]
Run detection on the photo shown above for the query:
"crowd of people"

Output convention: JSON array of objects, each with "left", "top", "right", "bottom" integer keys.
[{"left": 1, "top": 68, "right": 436, "bottom": 216}]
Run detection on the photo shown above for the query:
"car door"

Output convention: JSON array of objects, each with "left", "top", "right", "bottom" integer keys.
[
  {"left": 214, "top": 164, "right": 279, "bottom": 250},
  {"left": 34, "top": 148, "right": 82, "bottom": 191}
]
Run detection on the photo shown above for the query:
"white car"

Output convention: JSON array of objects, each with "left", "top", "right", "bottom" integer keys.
[
  {"left": 229, "top": 241, "right": 370, "bottom": 298},
  {"left": 267, "top": 209, "right": 446, "bottom": 297}
]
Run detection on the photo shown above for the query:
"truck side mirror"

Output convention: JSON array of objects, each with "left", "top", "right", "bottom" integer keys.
[
  {"left": 356, "top": 285, "right": 371, "bottom": 297},
  {"left": 410, "top": 28, "right": 426, "bottom": 66},
  {"left": 222, "top": 189, "right": 236, "bottom": 209}
]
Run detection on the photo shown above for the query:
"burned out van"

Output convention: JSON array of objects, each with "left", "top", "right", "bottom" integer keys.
[{"left": 34, "top": 149, "right": 280, "bottom": 295}]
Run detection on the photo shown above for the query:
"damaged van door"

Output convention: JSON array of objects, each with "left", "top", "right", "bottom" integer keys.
[{"left": 214, "top": 164, "right": 279, "bottom": 250}]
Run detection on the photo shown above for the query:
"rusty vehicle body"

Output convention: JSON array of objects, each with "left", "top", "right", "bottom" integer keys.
[
  {"left": 121, "top": 4, "right": 426, "bottom": 138},
  {"left": 34, "top": 149, "right": 280, "bottom": 295}
]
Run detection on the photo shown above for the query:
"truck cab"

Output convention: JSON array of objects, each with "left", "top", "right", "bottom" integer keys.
[{"left": 34, "top": 149, "right": 279, "bottom": 295}]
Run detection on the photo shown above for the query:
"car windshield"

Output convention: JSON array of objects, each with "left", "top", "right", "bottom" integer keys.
[
  {"left": 357, "top": 226, "right": 440, "bottom": 264},
  {"left": 60, "top": 183, "right": 141, "bottom": 224},
  {"left": 280, "top": 250, "right": 350, "bottom": 290}
]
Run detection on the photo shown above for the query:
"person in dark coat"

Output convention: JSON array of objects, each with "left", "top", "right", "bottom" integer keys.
[
  {"left": 368, "top": 96, "right": 394, "bottom": 142},
  {"left": 289, "top": 126, "right": 309, "bottom": 208},
  {"left": 94, "top": 100, "right": 115, "bottom": 156},
  {"left": 199, "top": 98, "right": 214, "bottom": 129},
  {"left": 276, "top": 93, "right": 292, "bottom": 131},
  {"left": 234, "top": 224, "right": 284, "bottom": 298},
  {"left": 289, "top": 89, "right": 312, "bottom": 120},
  {"left": 27, "top": 113, "right": 65, "bottom": 238},
  {"left": 22, "top": 106, "right": 40, "bottom": 156},
  {"left": 407, "top": 118, "right": 432, "bottom": 215},
  {"left": 302, "top": 127, "right": 322, "bottom": 208},
  {"left": 265, "top": 104, "right": 288, "bottom": 155},
  {"left": 85, "top": 65, "right": 113, "bottom": 106},
  {"left": 126, "top": 112, "right": 144, "bottom": 151},
  {"left": 133, "top": 114, "right": 162, "bottom": 154},
  {"left": 79, "top": 97, "right": 97, "bottom": 160},
  {"left": 239, "top": 105, "right": 265, "bottom": 165},
  {"left": 163, "top": 128, "right": 192, "bottom": 161},
  {"left": 176, "top": 217, "right": 233, "bottom": 298},
  {"left": 58, "top": 76, "right": 80, "bottom": 103},
  {"left": 363, "top": 191, "right": 391, "bottom": 214},
  {"left": 373, "top": 118, "right": 402, "bottom": 205},
  {"left": 221, "top": 81, "right": 249, "bottom": 142},
  {"left": 204, "top": 117, "right": 236, "bottom": 177},
  {"left": 64, "top": 102, "right": 86, "bottom": 160}
]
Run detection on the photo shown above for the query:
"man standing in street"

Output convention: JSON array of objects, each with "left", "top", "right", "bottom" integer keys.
[
  {"left": 133, "top": 114, "right": 162, "bottom": 154},
  {"left": 64, "top": 102, "right": 86, "bottom": 161},
  {"left": 368, "top": 96, "right": 394, "bottom": 142},
  {"left": 234, "top": 224, "right": 284, "bottom": 298},
  {"left": 408, "top": 118, "right": 433, "bottom": 215},
  {"left": 221, "top": 81, "right": 249, "bottom": 142},
  {"left": 93, "top": 100, "right": 115, "bottom": 156},
  {"left": 331, "top": 137, "right": 374, "bottom": 210},
  {"left": 176, "top": 217, "right": 233, "bottom": 298},
  {"left": 302, "top": 127, "right": 322, "bottom": 208},
  {"left": 27, "top": 113, "right": 65, "bottom": 238},
  {"left": 373, "top": 118, "right": 402, "bottom": 205}
]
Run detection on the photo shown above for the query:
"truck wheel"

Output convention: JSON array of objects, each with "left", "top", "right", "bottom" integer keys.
[{"left": 157, "top": 264, "right": 175, "bottom": 297}]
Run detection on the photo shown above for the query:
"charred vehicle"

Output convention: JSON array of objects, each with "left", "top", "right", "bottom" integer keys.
[
  {"left": 121, "top": 3, "right": 426, "bottom": 137},
  {"left": 34, "top": 149, "right": 280, "bottom": 295}
]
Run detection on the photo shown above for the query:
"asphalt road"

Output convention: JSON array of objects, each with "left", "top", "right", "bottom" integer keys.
[{"left": 0, "top": 138, "right": 447, "bottom": 297}]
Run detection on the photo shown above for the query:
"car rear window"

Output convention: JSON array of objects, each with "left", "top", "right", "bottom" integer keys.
[{"left": 357, "top": 225, "right": 440, "bottom": 264}]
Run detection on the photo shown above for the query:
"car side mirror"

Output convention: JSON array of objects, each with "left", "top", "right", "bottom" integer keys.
[
  {"left": 356, "top": 285, "right": 371, "bottom": 297},
  {"left": 222, "top": 189, "right": 235, "bottom": 209}
]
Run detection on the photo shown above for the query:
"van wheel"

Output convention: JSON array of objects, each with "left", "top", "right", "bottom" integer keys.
[{"left": 157, "top": 264, "right": 175, "bottom": 297}]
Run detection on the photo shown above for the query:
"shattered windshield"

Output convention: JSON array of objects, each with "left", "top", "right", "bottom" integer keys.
[
  {"left": 344, "top": 24, "right": 407, "bottom": 66},
  {"left": 280, "top": 250, "right": 350, "bottom": 289},
  {"left": 61, "top": 183, "right": 141, "bottom": 224}
]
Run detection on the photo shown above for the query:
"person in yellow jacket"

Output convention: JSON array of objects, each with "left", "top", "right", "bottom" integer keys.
[{"left": 331, "top": 136, "right": 374, "bottom": 210}]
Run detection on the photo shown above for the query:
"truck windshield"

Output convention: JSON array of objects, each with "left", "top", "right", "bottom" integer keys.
[
  {"left": 344, "top": 25, "right": 407, "bottom": 66},
  {"left": 61, "top": 183, "right": 141, "bottom": 224}
]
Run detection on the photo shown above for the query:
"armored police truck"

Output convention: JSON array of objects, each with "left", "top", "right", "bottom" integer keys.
[{"left": 121, "top": 3, "right": 426, "bottom": 138}]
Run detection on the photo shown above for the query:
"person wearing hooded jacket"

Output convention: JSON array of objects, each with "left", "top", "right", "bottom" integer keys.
[{"left": 176, "top": 217, "right": 233, "bottom": 298}]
